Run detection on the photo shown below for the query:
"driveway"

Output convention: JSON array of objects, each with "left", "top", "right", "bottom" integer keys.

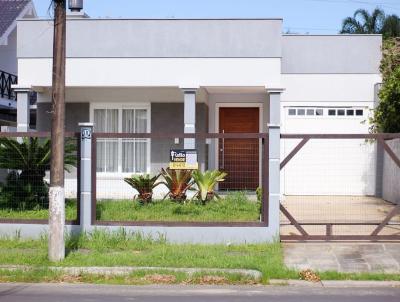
[
  {"left": 281, "top": 196, "right": 400, "bottom": 236},
  {"left": 284, "top": 242, "right": 400, "bottom": 273}
]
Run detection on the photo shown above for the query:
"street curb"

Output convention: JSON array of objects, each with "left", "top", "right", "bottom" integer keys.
[
  {"left": 269, "top": 279, "right": 400, "bottom": 288},
  {"left": 0, "top": 265, "right": 262, "bottom": 281}
]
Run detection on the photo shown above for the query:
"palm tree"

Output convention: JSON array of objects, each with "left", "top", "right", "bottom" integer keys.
[
  {"left": 0, "top": 137, "right": 77, "bottom": 209},
  {"left": 340, "top": 8, "right": 400, "bottom": 38},
  {"left": 341, "top": 8, "right": 385, "bottom": 34}
]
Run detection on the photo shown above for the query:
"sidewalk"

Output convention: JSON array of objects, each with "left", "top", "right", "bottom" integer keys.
[{"left": 283, "top": 243, "right": 400, "bottom": 273}]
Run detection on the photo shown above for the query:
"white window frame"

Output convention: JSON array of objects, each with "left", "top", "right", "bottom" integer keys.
[{"left": 90, "top": 103, "right": 151, "bottom": 177}]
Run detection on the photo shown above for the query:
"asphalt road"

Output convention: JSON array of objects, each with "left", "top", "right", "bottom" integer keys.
[{"left": 0, "top": 284, "right": 400, "bottom": 302}]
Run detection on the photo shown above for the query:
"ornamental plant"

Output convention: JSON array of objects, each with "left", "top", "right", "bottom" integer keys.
[
  {"left": 191, "top": 170, "right": 227, "bottom": 204},
  {"left": 0, "top": 137, "right": 76, "bottom": 210},
  {"left": 124, "top": 174, "right": 162, "bottom": 204},
  {"left": 160, "top": 168, "right": 194, "bottom": 203}
]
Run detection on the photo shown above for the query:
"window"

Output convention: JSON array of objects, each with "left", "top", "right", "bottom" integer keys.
[
  {"left": 306, "top": 109, "right": 315, "bottom": 116},
  {"left": 356, "top": 109, "right": 364, "bottom": 116},
  {"left": 338, "top": 109, "right": 345, "bottom": 116},
  {"left": 347, "top": 110, "right": 354, "bottom": 116},
  {"left": 297, "top": 109, "right": 305, "bottom": 116},
  {"left": 316, "top": 109, "right": 323, "bottom": 116},
  {"left": 93, "top": 107, "right": 150, "bottom": 174},
  {"left": 328, "top": 109, "right": 336, "bottom": 116},
  {"left": 288, "top": 109, "right": 296, "bottom": 116}
]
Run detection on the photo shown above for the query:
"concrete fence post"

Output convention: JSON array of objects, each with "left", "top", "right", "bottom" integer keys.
[
  {"left": 15, "top": 88, "right": 31, "bottom": 132},
  {"left": 182, "top": 88, "right": 197, "bottom": 149},
  {"left": 266, "top": 88, "right": 284, "bottom": 235},
  {"left": 79, "top": 123, "right": 93, "bottom": 232}
]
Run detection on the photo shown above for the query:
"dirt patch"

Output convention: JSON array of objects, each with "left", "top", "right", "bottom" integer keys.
[
  {"left": 196, "top": 275, "right": 229, "bottom": 285},
  {"left": 143, "top": 274, "right": 177, "bottom": 284},
  {"left": 299, "top": 269, "right": 321, "bottom": 283}
]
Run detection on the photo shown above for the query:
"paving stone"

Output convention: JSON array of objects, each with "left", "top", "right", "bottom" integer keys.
[{"left": 284, "top": 243, "right": 400, "bottom": 274}]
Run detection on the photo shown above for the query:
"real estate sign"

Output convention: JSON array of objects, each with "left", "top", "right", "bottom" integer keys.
[{"left": 169, "top": 149, "right": 198, "bottom": 170}]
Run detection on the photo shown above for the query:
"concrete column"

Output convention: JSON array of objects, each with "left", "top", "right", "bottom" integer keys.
[
  {"left": 266, "top": 88, "right": 284, "bottom": 234},
  {"left": 182, "top": 88, "right": 197, "bottom": 149},
  {"left": 15, "top": 88, "right": 31, "bottom": 132},
  {"left": 79, "top": 123, "right": 93, "bottom": 232}
]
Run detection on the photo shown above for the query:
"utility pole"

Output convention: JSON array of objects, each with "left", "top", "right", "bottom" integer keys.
[{"left": 49, "top": 0, "right": 67, "bottom": 261}]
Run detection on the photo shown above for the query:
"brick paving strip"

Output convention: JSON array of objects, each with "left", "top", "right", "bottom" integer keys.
[{"left": 283, "top": 243, "right": 400, "bottom": 273}]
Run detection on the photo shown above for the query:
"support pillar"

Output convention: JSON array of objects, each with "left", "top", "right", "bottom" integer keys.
[
  {"left": 267, "top": 88, "right": 284, "bottom": 233},
  {"left": 79, "top": 123, "right": 93, "bottom": 232},
  {"left": 15, "top": 88, "right": 31, "bottom": 132},
  {"left": 182, "top": 88, "right": 197, "bottom": 149}
]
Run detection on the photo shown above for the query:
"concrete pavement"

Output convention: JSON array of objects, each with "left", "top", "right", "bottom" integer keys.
[
  {"left": 284, "top": 243, "right": 400, "bottom": 273},
  {"left": 0, "top": 283, "right": 399, "bottom": 302}
]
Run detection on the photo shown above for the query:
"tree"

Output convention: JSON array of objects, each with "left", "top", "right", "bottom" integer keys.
[
  {"left": 0, "top": 138, "right": 76, "bottom": 210},
  {"left": 370, "top": 38, "right": 400, "bottom": 133},
  {"left": 340, "top": 8, "right": 400, "bottom": 38}
]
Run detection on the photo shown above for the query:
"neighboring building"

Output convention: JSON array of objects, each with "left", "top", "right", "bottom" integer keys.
[
  {"left": 14, "top": 13, "right": 382, "bottom": 198},
  {"left": 0, "top": 0, "right": 36, "bottom": 128}
]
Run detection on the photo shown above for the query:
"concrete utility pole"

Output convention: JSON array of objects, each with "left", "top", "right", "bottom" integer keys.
[{"left": 49, "top": 0, "right": 67, "bottom": 261}]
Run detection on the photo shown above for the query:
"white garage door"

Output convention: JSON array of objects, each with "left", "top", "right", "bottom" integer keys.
[{"left": 282, "top": 106, "right": 377, "bottom": 196}]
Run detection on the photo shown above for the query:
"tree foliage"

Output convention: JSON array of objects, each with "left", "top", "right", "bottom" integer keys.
[
  {"left": 371, "top": 38, "right": 400, "bottom": 133},
  {"left": 340, "top": 8, "right": 400, "bottom": 38},
  {"left": 0, "top": 137, "right": 77, "bottom": 210}
]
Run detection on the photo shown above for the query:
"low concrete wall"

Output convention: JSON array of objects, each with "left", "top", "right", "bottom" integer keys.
[
  {"left": 0, "top": 224, "right": 278, "bottom": 244},
  {"left": 382, "top": 139, "right": 400, "bottom": 204}
]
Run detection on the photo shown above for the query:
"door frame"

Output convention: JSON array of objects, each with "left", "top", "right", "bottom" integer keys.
[{"left": 215, "top": 103, "right": 264, "bottom": 188}]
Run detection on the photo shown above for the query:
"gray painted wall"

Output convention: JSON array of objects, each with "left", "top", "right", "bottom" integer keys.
[
  {"left": 151, "top": 103, "right": 208, "bottom": 173},
  {"left": 282, "top": 35, "right": 382, "bottom": 74},
  {"left": 18, "top": 19, "right": 282, "bottom": 58},
  {"left": 36, "top": 102, "right": 90, "bottom": 132},
  {"left": 0, "top": 29, "right": 17, "bottom": 74},
  {"left": 382, "top": 139, "right": 400, "bottom": 204}
]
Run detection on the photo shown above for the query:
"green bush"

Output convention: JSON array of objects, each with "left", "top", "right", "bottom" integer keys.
[{"left": 0, "top": 171, "right": 49, "bottom": 210}]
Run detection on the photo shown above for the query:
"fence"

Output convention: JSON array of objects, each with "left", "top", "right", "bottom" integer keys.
[
  {"left": 0, "top": 132, "right": 80, "bottom": 225},
  {"left": 91, "top": 132, "right": 269, "bottom": 226},
  {"left": 280, "top": 133, "right": 400, "bottom": 241},
  {"left": 0, "top": 70, "right": 17, "bottom": 101}
]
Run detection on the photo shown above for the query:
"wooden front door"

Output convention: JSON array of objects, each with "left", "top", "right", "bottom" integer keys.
[{"left": 218, "top": 107, "right": 260, "bottom": 190}]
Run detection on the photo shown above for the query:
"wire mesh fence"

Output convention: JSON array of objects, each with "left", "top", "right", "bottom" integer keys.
[
  {"left": 92, "top": 133, "right": 268, "bottom": 224},
  {"left": 0, "top": 132, "right": 80, "bottom": 223},
  {"left": 280, "top": 134, "right": 400, "bottom": 239}
]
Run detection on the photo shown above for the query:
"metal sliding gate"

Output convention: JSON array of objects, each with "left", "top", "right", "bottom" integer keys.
[{"left": 280, "top": 133, "right": 400, "bottom": 241}]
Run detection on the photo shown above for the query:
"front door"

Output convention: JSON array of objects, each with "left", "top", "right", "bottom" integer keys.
[{"left": 218, "top": 107, "right": 260, "bottom": 190}]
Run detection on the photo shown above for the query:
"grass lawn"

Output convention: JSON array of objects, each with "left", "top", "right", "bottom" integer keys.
[
  {"left": 0, "top": 193, "right": 261, "bottom": 222},
  {"left": 97, "top": 193, "right": 260, "bottom": 222},
  {"left": 0, "top": 231, "right": 399, "bottom": 285},
  {"left": 0, "top": 199, "right": 77, "bottom": 221},
  {"left": 0, "top": 230, "right": 292, "bottom": 284}
]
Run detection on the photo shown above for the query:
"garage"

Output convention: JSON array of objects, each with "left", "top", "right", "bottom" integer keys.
[{"left": 281, "top": 106, "right": 377, "bottom": 196}]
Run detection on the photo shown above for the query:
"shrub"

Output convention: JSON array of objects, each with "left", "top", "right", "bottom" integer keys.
[
  {"left": 0, "top": 137, "right": 76, "bottom": 210},
  {"left": 160, "top": 168, "right": 194, "bottom": 202},
  {"left": 191, "top": 170, "right": 227, "bottom": 204},
  {"left": 124, "top": 174, "right": 162, "bottom": 204}
]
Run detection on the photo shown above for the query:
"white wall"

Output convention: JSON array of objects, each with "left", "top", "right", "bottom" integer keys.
[
  {"left": 382, "top": 139, "right": 400, "bottom": 204},
  {"left": 281, "top": 74, "right": 381, "bottom": 104},
  {"left": 18, "top": 58, "right": 281, "bottom": 88}
]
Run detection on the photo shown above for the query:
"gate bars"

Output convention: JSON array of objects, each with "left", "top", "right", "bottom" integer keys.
[{"left": 280, "top": 133, "right": 400, "bottom": 241}]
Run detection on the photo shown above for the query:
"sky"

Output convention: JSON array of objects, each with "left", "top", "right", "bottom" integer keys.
[{"left": 32, "top": 0, "right": 400, "bottom": 34}]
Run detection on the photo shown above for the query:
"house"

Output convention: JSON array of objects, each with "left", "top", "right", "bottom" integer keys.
[
  {"left": 6, "top": 2, "right": 400, "bottom": 243},
  {"left": 13, "top": 8, "right": 382, "bottom": 197},
  {"left": 0, "top": 0, "right": 36, "bottom": 128}
]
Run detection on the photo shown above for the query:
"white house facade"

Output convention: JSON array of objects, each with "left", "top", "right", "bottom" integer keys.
[{"left": 6, "top": 11, "right": 400, "bottom": 243}]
